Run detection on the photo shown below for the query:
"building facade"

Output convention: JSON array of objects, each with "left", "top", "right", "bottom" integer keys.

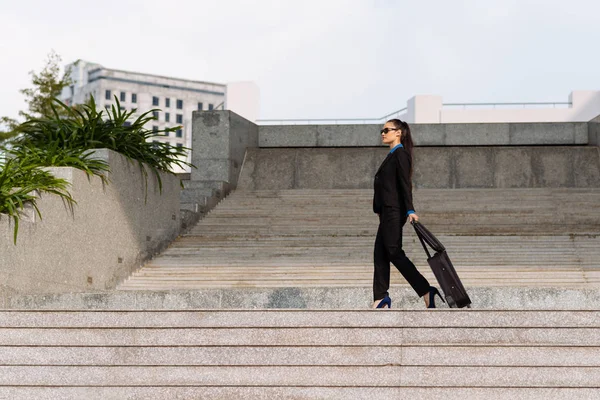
[{"left": 60, "top": 60, "right": 227, "bottom": 173}]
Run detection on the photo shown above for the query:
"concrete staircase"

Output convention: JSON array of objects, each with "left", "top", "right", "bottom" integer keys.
[
  {"left": 120, "top": 188, "right": 600, "bottom": 292},
  {"left": 179, "top": 180, "right": 232, "bottom": 232},
  {"left": 1, "top": 309, "right": 598, "bottom": 399}
]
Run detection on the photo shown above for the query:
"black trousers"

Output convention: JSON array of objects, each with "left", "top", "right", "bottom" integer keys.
[{"left": 373, "top": 216, "right": 430, "bottom": 301}]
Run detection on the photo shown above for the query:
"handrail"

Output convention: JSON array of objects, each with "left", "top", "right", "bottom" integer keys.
[{"left": 256, "top": 107, "right": 408, "bottom": 125}]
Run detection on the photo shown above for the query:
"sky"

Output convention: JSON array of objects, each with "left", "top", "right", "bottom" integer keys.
[{"left": 1, "top": 0, "right": 599, "bottom": 121}]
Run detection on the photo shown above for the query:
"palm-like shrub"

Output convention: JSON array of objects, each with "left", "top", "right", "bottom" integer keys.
[
  {"left": 0, "top": 157, "right": 75, "bottom": 244},
  {"left": 8, "top": 144, "right": 111, "bottom": 183},
  {"left": 13, "top": 96, "right": 193, "bottom": 192},
  {"left": 2, "top": 95, "right": 193, "bottom": 244}
]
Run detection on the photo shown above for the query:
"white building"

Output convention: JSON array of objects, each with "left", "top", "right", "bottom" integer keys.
[{"left": 60, "top": 60, "right": 228, "bottom": 173}]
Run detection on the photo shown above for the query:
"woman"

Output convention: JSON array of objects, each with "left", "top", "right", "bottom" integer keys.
[{"left": 372, "top": 119, "right": 443, "bottom": 309}]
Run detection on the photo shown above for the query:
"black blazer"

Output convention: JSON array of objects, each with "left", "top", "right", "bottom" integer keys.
[{"left": 373, "top": 148, "right": 414, "bottom": 221}]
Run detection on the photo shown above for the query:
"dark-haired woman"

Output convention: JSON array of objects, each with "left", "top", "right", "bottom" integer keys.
[{"left": 372, "top": 119, "right": 443, "bottom": 309}]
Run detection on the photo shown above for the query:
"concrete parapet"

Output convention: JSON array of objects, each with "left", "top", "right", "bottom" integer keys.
[
  {"left": 258, "top": 122, "right": 589, "bottom": 147},
  {"left": 238, "top": 146, "right": 600, "bottom": 190},
  {"left": 191, "top": 110, "right": 258, "bottom": 187},
  {"left": 0, "top": 149, "right": 180, "bottom": 297}
]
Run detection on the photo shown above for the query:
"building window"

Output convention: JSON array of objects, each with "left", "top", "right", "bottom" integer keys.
[
  {"left": 152, "top": 140, "right": 159, "bottom": 144},
  {"left": 197, "top": 102, "right": 203, "bottom": 111},
  {"left": 165, "top": 98, "right": 170, "bottom": 108},
  {"left": 152, "top": 96, "right": 159, "bottom": 106},
  {"left": 176, "top": 99, "right": 183, "bottom": 109},
  {"left": 176, "top": 129, "right": 183, "bottom": 138},
  {"left": 132, "top": 93, "right": 137, "bottom": 103},
  {"left": 120, "top": 92, "right": 126, "bottom": 102},
  {"left": 176, "top": 143, "right": 183, "bottom": 148},
  {"left": 165, "top": 112, "right": 170, "bottom": 122},
  {"left": 105, "top": 90, "right": 111, "bottom": 100},
  {"left": 164, "top": 130, "right": 170, "bottom": 137},
  {"left": 124, "top": 121, "right": 131, "bottom": 127},
  {"left": 152, "top": 126, "right": 159, "bottom": 133},
  {"left": 208, "top": 104, "right": 214, "bottom": 111},
  {"left": 176, "top": 114, "right": 183, "bottom": 124},
  {"left": 152, "top": 111, "right": 159, "bottom": 120}
]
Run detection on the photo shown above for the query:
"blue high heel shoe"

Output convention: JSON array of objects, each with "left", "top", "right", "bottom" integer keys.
[
  {"left": 376, "top": 296, "right": 392, "bottom": 309},
  {"left": 427, "top": 287, "right": 445, "bottom": 309}
]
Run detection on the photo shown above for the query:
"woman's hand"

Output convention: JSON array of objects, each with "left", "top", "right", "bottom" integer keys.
[{"left": 408, "top": 213, "right": 419, "bottom": 224}]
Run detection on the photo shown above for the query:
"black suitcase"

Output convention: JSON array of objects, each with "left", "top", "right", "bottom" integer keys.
[{"left": 412, "top": 221, "right": 472, "bottom": 308}]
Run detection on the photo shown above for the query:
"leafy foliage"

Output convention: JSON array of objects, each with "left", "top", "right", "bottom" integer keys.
[
  {"left": 13, "top": 96, "right": 193, "bottom": 193},
  {"left": 7, "top": 145, "right": 111, "bottom": 184},
  {"left": 0, "top": 157, "right": 75, "bottom": 244},
  {"left": 2, "top": 52, "right": 194, "bottom": 244}
]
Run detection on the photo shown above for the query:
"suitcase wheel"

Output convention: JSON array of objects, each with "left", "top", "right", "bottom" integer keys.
[{"left": 446, "top": 295, "right": 457, "bottom": 308}]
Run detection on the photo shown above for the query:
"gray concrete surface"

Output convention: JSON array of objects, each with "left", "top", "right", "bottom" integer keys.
[
  {"left": 0, "top": 309, "right": 598, "bottom": 396},
  {"left": 259, "top": 122, "right": 589, "bottom": 147},
  {"left": 0, "top": 149, "right": 181, "bottom": 298},
  {"left": 191, "top": 110, "right": 258, "bottom": 187},
  {"left": 1, "top": 310, "right": 597, "bottom": 328},
  {"left": 238, "top": 146, "right": 600, "bottom": 189},
  {"left": 0, "top": 365, "right": 598, "bottom": 386},
  {"left": 589, "top": 114, "right": 600, "bottom": 146},
  {"left": 5, "top": 287, "right": 600, "bottom": 310},
  {"left": 0, "top": 344, "right": 597, "bottom": 366},
  {"left": 0, "top": 387, "right": 596, "bottom": 400}
]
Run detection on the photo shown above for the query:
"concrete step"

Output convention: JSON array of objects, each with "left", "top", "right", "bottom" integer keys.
[
  {"left": 0, "top": 309, "right": 598, "bottom": 396},
  {"left": 139, "top": 187, "right": 600, "bottom": 292},
  {"left": 122, "top": 232, "right": 600, "bottom": 290},
  {"left": 6, "top": 287, "right": 600, "bottom": 310},
  {"left": 1, "top": 387, "right": 597, "bottom": 400},
  {"left": 1, "top": 310, "right": 598, "bottom": 327},
  {"left": 1, "top": 345, "right": 598, "bottom": 366},
  {"left": 2, "top": 365, "right": 599, "bottom": 386}
]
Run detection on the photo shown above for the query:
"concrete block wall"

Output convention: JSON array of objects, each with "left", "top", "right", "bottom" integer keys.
[
  {"left": 0, "top": 149, "right": 180, "bottom": 299},
  {"left": 258, "top": 122, "right": 589, "bottom": 147},
  {"left": 238, "top": 147, "right": 600, "bottom": 190},
  {"left": 191, "top": 110, "right": 258, "bottom": 187}
]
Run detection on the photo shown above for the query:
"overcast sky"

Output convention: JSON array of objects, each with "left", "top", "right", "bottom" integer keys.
[{"left": 1, "top": 0, "right": 599, "bottom": 120}]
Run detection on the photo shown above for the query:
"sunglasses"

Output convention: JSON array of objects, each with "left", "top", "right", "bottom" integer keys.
[{"left": 380, "top": 128, "right": 400, "bottom": 134}]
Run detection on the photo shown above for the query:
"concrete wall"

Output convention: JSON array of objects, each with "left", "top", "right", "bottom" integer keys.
[
  {"left": 405, "top": 91, "right": 600, "bottom": 123},
  {"left": 191, "top": 110, "right": 259, "bottom": 187},
  {"left": 0, "top": 149, "right": 180, "bottom": 299},
  {"left": 258, "top": 122, "right": 589, "bottom": 147},
  {"left": 238, "top": 147, "right": 600, "bottom": 190},
  {"left": 589, "top": 115, "right": 600, "bottom": 146}
]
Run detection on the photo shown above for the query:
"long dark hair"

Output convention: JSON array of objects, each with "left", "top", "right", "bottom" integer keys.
[{"left": 387, "top": 118, "right": 414, "bottom": 180}]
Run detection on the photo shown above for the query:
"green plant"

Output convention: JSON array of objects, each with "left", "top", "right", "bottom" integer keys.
[
  {"left": 14, "top": 96, "right": 193, "bottom": 194},
  {"left": 0, "top": 156, "right": 75, "bottom": 244},
  {"left": 7, "top": 144, "right": 110, "bottom": 183}
]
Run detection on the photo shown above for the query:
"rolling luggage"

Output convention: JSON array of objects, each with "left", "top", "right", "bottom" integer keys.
[{"left": 412, "top": 221, "right": 472, "bottom": 308}]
